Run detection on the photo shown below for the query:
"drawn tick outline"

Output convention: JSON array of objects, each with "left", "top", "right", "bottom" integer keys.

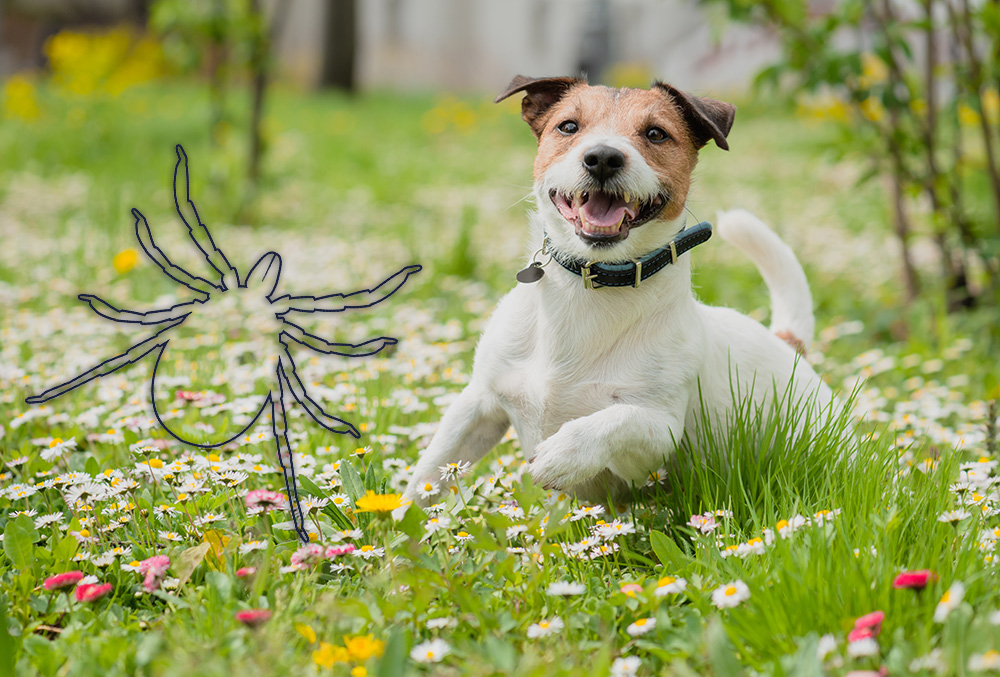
[{"left": 26, "top": 144, "right": 421, "bottom": 543}]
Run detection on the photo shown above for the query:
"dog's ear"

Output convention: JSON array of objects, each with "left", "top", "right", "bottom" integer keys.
[
  {"left": 495, "top": 75, "right": 584, "bottom": 138},
  {"left": 653, "top": 82, "right": 736, "bottom": 151}
]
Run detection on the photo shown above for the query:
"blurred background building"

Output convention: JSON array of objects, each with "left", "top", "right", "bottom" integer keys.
[{"left": 0, "top": 0, "right": 779, "bottom": 92}]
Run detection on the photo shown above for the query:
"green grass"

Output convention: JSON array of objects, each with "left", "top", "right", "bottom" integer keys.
[{"left": 1, "top": 79, "right": 999, "bottom": 676}]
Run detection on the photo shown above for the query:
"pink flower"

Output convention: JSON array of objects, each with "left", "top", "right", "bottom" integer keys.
[
  {"left": 849, "top": 610, "right": 885, "bottom": 642},
  {"left": 235, "top": 609, "right": 271, "bottom": 628},
  {"left": 892, "top": 570, "right": 936, "bottom": 591},
  {"left": 620, "top": 583, "right": 644, "bottom": 597},
  {"left": 236, "top": 567, "right": 257, "bottom": 578},
  {"left": 245, "top": 489, "right": 286, "bottom": 512},
  {"left": 848, "top": 626, "right": 876, "bottom": 643},
  {"left": 686, "top": 513, "right": 718, "bottom": 534},
  {"left": 138, "top": 555, "right": 170, "bottom": 593},
  {"left": 43, "top": 571, "right": 85, "bottom": 590},
  {"left": 75, "top": 582, "right": 113, "bottom": 603},
  {"left": 325, "top": 544, "right": 356, "bottom": 558},
  {"left": 290, "top": 543, "right": 324, "bottom": 569}
]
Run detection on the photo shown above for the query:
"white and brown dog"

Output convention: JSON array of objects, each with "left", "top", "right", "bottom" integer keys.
[{"left": 404, "top": 76, "right": 833, "bottom": 502}]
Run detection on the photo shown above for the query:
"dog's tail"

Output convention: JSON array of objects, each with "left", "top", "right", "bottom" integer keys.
[{"left": 715, "top": 209, "right": 814, "bottom": 354}]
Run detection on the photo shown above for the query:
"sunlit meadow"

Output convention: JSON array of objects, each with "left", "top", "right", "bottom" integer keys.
[{"left": 2, "top": 68, "right": 1000, "bottom": 675}]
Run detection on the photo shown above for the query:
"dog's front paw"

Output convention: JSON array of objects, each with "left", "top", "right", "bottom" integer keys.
[{"left": 528, "top": 423, "right": 607, "bottom": 491}]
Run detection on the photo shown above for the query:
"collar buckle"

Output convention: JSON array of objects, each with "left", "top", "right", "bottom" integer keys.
[
  {"left": 581, "top": 262, "right": 603, "bottom": 290},
  {"left": 632, "top": 258, "right": 643, "bottom": 288}
]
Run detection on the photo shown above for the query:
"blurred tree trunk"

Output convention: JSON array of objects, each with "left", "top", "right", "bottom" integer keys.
[
  {"left": 319, "top": 0, "right": 356, "bottom": 91},
  {"left": 246, "top": 0, "right": 289, "bottom": 206}
]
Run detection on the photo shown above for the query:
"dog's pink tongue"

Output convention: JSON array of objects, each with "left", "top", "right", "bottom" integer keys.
[{"left": 581, "top": 191, "right": 628, "bottom": 228}]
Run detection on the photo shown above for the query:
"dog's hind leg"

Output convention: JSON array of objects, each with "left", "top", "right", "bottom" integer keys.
[{"left": 404, "top": 386, "right": 510, "bottom": 502}]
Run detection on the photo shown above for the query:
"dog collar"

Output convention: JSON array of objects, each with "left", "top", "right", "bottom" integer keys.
[{"left": 523, "top": 221, "right": 713, "bottom": 290}]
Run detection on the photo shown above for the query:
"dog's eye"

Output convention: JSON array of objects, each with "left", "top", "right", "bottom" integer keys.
[
  {"left": 645, "top": 127, "right": 670, "bottom": 143},
  {"left": 557, "top": 120, "right": 579, "bottom": 135}
]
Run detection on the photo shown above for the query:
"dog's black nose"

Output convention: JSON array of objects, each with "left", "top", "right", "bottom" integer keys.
[{"left": 582, "top": 146, "right": 626, "bottom": 183}]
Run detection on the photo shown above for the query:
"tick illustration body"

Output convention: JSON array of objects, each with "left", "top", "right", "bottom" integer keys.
[{"left": 27, "top": 145, "right": 421, "bottom": 542}]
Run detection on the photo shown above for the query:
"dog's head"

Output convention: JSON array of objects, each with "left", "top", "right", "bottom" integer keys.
[{"left": 496, "top": 76, "right": 735, "bottom": 261}]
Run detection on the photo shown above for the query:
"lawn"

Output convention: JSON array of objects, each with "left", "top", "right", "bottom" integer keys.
[{"left": 1, "top": 80, "right": 999, "bottom": 676}]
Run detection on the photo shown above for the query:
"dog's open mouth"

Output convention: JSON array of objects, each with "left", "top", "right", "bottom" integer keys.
[{"left": 550, "top": 189, "right": 667, "bottom": 244}]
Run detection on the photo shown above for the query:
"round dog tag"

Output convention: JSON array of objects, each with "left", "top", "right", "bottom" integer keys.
[{"left": 516, "top": 264, "right": 545, "bottom": 283}]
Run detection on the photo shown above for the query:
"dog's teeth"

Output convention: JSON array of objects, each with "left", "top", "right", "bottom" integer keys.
[
  {"left": 579, "top": 211, "right": 589, "bottom": 227},
  {"left": 623, "top": 193, "right": 631, "bottom": 203}
]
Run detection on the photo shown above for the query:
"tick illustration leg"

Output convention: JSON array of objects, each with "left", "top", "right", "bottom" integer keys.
[
  {"left": 280, "top": 321, "right": 397, "bottom": 357},
  {"left": 78, "top": 294, "right": 202, "bottom": 325},
  {"left": 173, "top": 145, "right": 239, "bottom": 290},
  {"left": 132, "top": 208, "right": 217, "bottom": 297},
  {"left": 275, "top": 264, "right": 422, "bottom": 314},
  {"left": 277, "top": 353, "right": 360, "bottom": 438},
  {"left": 25, "top": 319, "right": 182, "bottom": 404},
  {"left": 271, "top": 381, "right": 310, "bottom": 544}
]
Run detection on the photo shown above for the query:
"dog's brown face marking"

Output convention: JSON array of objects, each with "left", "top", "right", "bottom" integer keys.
[
  {"left": 496, "top": 77, "right": 735, "bottom": 249},
  {"left": 532, "top": 85, "right": 699, "bottom": 221}
]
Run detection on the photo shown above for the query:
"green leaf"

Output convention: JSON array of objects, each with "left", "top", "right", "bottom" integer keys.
[
  {"left": 0, "top": 596, "right": 17, "bottom": 676},
  {"left": 3, "top": 515, "right": 38, "bottom": 572},
  {"left": 377, "top": 628, "right": 409, "bottom": 677},
  {"left": 363, "top": 460, "right": 377, "bottom": 492},
  {"left": 84, "top": 456, "right": 100, "bottom": 477},
  {"left": 706, "top": 618, "right": 744, "bottom": 677},
  {"left": 51, "top": 534, "right": 78, "bottom": 567},
  {"left": 173, "top": 542, "right": 211, "bottom": 589},
  {"left": 649, "top": 530, "right": 688, "bottom": 572},
  {"left": 298, "top": 475, "right": 327, "bottom": 499},
  {"left": 340, "top": 460, "right": 366, "bottom": 501}
]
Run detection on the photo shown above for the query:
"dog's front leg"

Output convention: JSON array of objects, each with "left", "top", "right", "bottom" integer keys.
[
  {"left": 404, "top": 385, "right": 509, "bottom": 501},
  {"left": 528, "top": 403, "right": 687, "bottom": 491}
]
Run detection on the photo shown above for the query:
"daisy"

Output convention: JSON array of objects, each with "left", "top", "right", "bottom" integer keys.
[
  {"left": 654, "top": 575, "right": 687, "bottom": 597},
  {"left": 570, "top": 504, "right": 604, "bottom": 521},
  {"left": 353, "top": 545, "right": 385, "bottom": 559},
  {"left": 610, "top": 656, "right": 641, "bottom": 677},
  {"left": 969, "top": 650, "right": 1000, "bottom": 672},
  {"left": 424, "top": 516, "right": 451, "bottom": 533},
  {"left": 711, "top": 580, "right": 750, "bottom": 608},
  {"left": 846, "top": 637, "right": 879, "bottom": 658},
  {"left": 937, "top": 509, "right": 970, "bottom": 523},
  {"left": 687, "top": 513, "right": 718, "bottom": 534},
  {"left": 933, "top": 582, "right": 965, "bottom": 622},
  {"left": 595, "top": 520, "right": 636, "bottom": 539},
  {"left": 239, "top": 540, "right": 267, "bottom": 555},
  {"left": 410, "top": 639, "right": 450, "bottom": 663},
  {"left": 438, "top": 460, "right": 471, "bottom": 481},
  {"left": 426, "top": 616, "right": 457, "bottom": 630},
  {"left": 547, "top": 581, "right": 586, "bottom": 596},
  {"left": 526, "top": 616, "right": 564, "bottom": 638},
  {"left": 626, "top": 617, "right": 656, "bottom": 636},
  {"left": 416, "top": 481, "right": 440, "bottom": 500}
]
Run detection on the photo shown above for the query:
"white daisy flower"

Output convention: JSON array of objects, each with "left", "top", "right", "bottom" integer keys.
[
  {"left": 526, "top": 616, "right": 564, "bottom": 638},
  {"left": 626, "top": 617, "right": 656, "bottom": 636},
  {"left": 711, "top": 580, "right": 750, "bottom": 609},
  {"left": 610, "top": 656, "right": 641, "bottom": 677},
  {"left": 410, "top": 639, "right": 450, "bottom": 663},
  {"left": 546, "top": 581, "right": 586, "bottom": 596},
  {"left": 933, "top": 581, "right": 965, "bottom": 622},
  {"left": 654, "top": 576, "right": 687, "bottom": 597}
]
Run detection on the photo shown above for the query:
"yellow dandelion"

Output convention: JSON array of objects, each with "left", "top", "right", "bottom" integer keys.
[{"left": 354, "top": 491, "right": 410, "bottom": 514}]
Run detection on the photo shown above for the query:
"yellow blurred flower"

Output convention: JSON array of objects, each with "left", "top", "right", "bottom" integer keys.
[
  {"left": 295, "top": 623, "right": 317, "bottom": 644},
  {"left": 859, "top": 52, "right": 889, "bottom": 88},
  {"left": 2, "top": 75, "right": 40, "bottom": 121},
  {"left": 983, "top": 88, "right": 999, "bottom": 123},
  {"left": 351, "top": 667, "right": 367, "bottom": 677},
  {"left": 860, "top": 97, "right": 886, "bottom": 123},
  {"left": 909, "top": 98, "right": 928, "bottom": 118},
  {"left": 313, "top": 642, "right": 350, "bottom": 669},
  {"left": 45, "top": 26, "right": 163, "bottom": 98},
  {"left": 959, "top": 103, "right": 981, "bottom": 127},
  {"left": 354, "top": 491, "right": 409, "bottom": 514},
  {"left": 796, "top": 92, "right": 849, "bottom": 123},
  {"left": 113, "top": 248, "right": 139, "bottom": 274},
  {"left": 343, "top": 634, "right": 385, "bottom": 661}
]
